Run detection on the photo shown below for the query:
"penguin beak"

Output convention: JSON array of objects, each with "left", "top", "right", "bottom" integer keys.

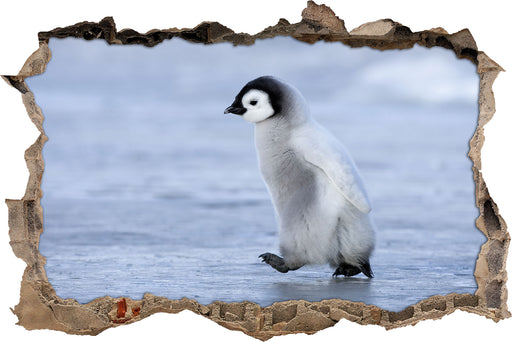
[{"left": 224, "top": 106, "right": 247, "bottom": 115}]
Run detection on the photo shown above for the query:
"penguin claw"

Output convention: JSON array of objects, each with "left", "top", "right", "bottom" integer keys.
[{"left": 259, "top": 253, "right": 270, "bottom": 261}]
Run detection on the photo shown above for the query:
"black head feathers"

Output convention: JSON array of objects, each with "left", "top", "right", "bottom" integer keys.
[{"left": 229, "top": 76, "right": 284, "bottom": 115}]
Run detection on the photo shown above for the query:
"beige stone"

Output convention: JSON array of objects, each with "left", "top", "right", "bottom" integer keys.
[
  {"left": 51, "top": 304, "right": 109, "bottom": 331},
  {"left": 301, "top": 0, "right": 346, "bottom": 33},
  {"left": 17, "top": 44, "right": 51, "bottom": 78},
  {"left": 329, "top": 309, "right": 347, "bottom": 322},
  {"left": 272, "top": 322, "right": 287, "bottom": 331},
  {"left": 350, "top": 19, "right": 395, "bottom": 36},
  {"left": 272, "top": 303, "right": 298, "bottom": 324},
  {"left": 283, "top": 312, "right": 335, "bottom": 332}
]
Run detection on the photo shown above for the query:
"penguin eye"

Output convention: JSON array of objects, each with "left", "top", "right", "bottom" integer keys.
[{"left": 250, "top": 100, "right": 258, "bottom": 106}]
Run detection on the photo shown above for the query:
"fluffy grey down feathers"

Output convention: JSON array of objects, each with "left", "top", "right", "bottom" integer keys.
[{"left": 225, "top": 76, "right": 375, "bottom": 278}]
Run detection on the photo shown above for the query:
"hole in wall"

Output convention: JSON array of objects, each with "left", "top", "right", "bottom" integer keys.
[{"left": 25, "top": 35, "right": 485, "bottom": 312}]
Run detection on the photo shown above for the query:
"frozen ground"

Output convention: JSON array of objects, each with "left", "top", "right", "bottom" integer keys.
[{"left": 26, "top": 37, "right": 485, "bottom": 312}]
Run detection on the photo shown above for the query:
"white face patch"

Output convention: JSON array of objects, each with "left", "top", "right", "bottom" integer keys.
[{"left": 241, "top": 89, "right": 275, "bottom": 123}]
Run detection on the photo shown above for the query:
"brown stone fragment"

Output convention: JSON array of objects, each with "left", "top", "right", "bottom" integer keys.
[
  {"left": 429, "top": 27, "right": 449, "bottom": 34},
  {"left": 111, "top": 317, "right": 132, "bottom": 324},
  {"left": 204, "top": 21, "right": 235, "bottom": 42},
  {"left": 316, "top": 305, "right": 330, "bottom": 315},
  {"left": 338, "top": 302, "right": 364, "bottom": 317},
  {"left": 453, "top": 294, "right": 479, "bottom": 308},
  {"left": 485, "top": 281, "right": 503, "bottom": 308},
  {"left": 170, "top": 298, "right": 206, "bottom": 313},
  {"left": 240, "top": 317, "right": 260, "bottom": 333},
  {"left": 329, "top": 309, "right": 349, "bottom": 322},
  {"left": 370, "top": 307, "right": 382, "bottom": 324},
  {"left": 216, "top": 320, "right": 244, "bottom": 332},
  {"left": 486, "top": 240, "right": 505, "bottom": 275},
  {"left": 17, "top": 43, "right": 51, "bottom": 78},
  {"left": 272, "top": 303, "right": 298, "bottom": 324},
  {"left": 387, "top": 306, "right": 415, "bottom": 323},
  {"left": 224, "top": 312, "right": 240, "bottom": 322},
  {"left": 220, "top": 302, "right": 246, "bottom": 321},
  {"left": 421, "top": 297, "right": 447, "bottom": 312},
  {"left": 272, "top": 322, "right": 287, "bottom": 331},
  {"left": 14, "top": 282, "right": 70, "bottom": 332},
  {"left": 51, "top": 304, "right": 109, "bottom": 330},
  {"left": 350, "top": 19, "right": 395, "bottom": 36},
  {"left": 301, "top": 0, "right": 347, "bottom": 33},
  {"left": 484, "top": 200, "right": 502, "bottom": 236},
  {"left": 283, "top": 312, "right": 335, "bottom": 332}
]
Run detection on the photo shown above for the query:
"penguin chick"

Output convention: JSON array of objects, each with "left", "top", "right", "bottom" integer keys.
[{"left": 224, "top": 76, "right": 375, "bottom": 278}]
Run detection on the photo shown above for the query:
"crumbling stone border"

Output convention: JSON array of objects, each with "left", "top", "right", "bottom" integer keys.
[{"left": 2, "top": 1, "right": 509, "bottom": 340}]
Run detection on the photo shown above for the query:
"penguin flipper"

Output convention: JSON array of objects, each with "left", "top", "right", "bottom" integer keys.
[{"left": 294, "top": 127, "right": 372, "bottom": 214}]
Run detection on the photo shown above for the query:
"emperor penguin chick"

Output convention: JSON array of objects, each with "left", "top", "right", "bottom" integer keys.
[{"left": 224, "top": 76, "right": 375, "bottom": 278}]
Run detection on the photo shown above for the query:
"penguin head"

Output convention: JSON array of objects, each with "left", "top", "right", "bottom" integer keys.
[{"left": 224, "top": 76, "right": 284, "bottom": 123}]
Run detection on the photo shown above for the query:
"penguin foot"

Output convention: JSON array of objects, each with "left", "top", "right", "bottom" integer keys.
[
  {"left": 259, "top": 253, "right": 290, "bottom": 273},
  {"left": 333, "top": 261, "right": 374, "bottom": 278}
]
